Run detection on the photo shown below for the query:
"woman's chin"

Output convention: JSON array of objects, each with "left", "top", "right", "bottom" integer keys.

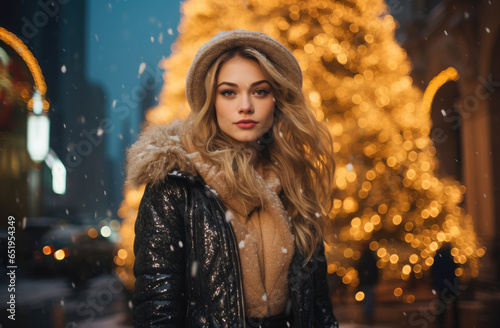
[{"left": 233, "top": 135, "right": 259, "bottom": 144}]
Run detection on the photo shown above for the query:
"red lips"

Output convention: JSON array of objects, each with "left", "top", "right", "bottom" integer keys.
[{"left": 234, "top": 120, "right": 258, "bottom": 129}]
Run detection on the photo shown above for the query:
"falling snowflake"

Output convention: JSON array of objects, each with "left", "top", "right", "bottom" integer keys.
[
  {"left": 225, "top": 210, "right": 234, "bottom": 222},
  {"left": 281, "top": 247, "right": 287, "bottom": 254},
  {"left": 239, "top": 240, "right": 245, "bottom": 248},
  {"left": 61, "top": 65, "right": 67, "bottom": 73},
  {"left": 138, "top": 62, "right": 146, "bottom": 77},
  {"left": 191, "top": 261, "right": 198, "bottom": 277}
]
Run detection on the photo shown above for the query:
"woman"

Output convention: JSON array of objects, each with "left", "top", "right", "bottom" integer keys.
[{"left": 126, "top": 29, "right": 338, "bottom": 328}]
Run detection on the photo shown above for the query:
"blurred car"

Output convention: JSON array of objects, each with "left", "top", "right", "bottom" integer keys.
[{"left": 25, "top": 217, "right": 116, "bottom": 283}]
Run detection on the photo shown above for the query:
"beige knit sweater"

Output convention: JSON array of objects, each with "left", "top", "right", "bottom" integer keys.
[{"left": 182, "top": 135, "right": 295, "bottom": 317}]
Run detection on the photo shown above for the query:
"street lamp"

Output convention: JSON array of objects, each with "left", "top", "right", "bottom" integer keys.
[
  {"left": 1, "top": 27, "right": 68, "bottom": 205},
  {"left": 27, "top": 90, "right": 50, "bottom": 162}
]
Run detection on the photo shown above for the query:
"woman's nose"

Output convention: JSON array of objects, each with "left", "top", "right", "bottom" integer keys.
[{"left": 239, "top": 95, "right": 253, "bottom": 113}]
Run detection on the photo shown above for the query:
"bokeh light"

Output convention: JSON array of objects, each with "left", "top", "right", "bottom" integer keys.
[{"left": 116, "top": 0, "right": 482, "bottom": 294}]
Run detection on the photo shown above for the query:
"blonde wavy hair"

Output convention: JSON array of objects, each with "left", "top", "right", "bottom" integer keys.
[{"left": 182, "top": 47, "right": 335, "bottom": 261}]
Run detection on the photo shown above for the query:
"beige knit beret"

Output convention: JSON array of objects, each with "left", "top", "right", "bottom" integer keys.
[{"left": 185, "top": 29, "right": 303, "bottom": 112}]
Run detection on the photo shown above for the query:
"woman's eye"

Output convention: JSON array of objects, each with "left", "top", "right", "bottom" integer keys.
[
  {"left": 221, "top": 90, "right": 235, "bottom": 97},
  {"left": 254, "top": 89, "right": 270, "bottom": 96}
]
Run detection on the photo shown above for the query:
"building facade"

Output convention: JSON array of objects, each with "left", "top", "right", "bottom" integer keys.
[{"left": 395, "top": 0, "right": 500, "bottom": 282}]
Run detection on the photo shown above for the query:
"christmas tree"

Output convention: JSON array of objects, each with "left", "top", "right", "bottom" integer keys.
[{"left": 116, "top": 0, "right": 483, "bottom": 297}]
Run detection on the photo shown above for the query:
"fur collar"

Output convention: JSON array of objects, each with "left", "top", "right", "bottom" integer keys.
[
  {"left": 126, "top": 119, "right": 294, "bottom": 317},
  {"left": 125, "top": 119, "right": 198, "bottom": 189}
]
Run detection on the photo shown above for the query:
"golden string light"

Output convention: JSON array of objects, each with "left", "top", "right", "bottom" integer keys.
[
  {"left": 0, "top": 27, "right": 47, "bottom": 95},
  {"left": 117, "top": 0, "right": 483, "bottom": 297},
  {"left": 422, "top": 67, "right": 459, "bottom": 113}
]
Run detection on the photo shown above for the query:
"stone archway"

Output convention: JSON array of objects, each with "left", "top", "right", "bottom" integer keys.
[{"left": 430, "top": 80, "right": 462, "bottom": 183}]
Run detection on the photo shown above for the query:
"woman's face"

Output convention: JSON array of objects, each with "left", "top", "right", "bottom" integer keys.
[{"left": 214, "top": 56, "right": 275, "bottom": 143}]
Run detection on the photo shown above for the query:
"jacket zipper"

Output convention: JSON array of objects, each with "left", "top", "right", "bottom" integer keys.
[{"left": 213, "top": 195, "right": 246, "bottom": 327}]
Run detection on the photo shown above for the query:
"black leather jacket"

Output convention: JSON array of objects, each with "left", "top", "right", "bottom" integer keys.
[{"left": 133, "top": 170, "right": 339, "bottom": 328}]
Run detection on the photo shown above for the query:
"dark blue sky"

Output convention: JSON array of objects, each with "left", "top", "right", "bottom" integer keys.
[{"left": 86, "top": 0, "right": 181, "bottom": 160}]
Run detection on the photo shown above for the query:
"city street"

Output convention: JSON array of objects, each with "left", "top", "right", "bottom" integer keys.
[
  {"left": 0, "top": 273, "right": 133, "bottom": 328},
  {"left": 333, "top": 279, "right": 500, "bottom": 328},
  {"left": 2, "top": 272, "right": 499, "bottom": 327}
]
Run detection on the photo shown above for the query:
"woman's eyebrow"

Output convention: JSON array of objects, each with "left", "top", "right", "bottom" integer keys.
[{"left": 216, "top": 80, "right": 270, "bottom": 88}]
